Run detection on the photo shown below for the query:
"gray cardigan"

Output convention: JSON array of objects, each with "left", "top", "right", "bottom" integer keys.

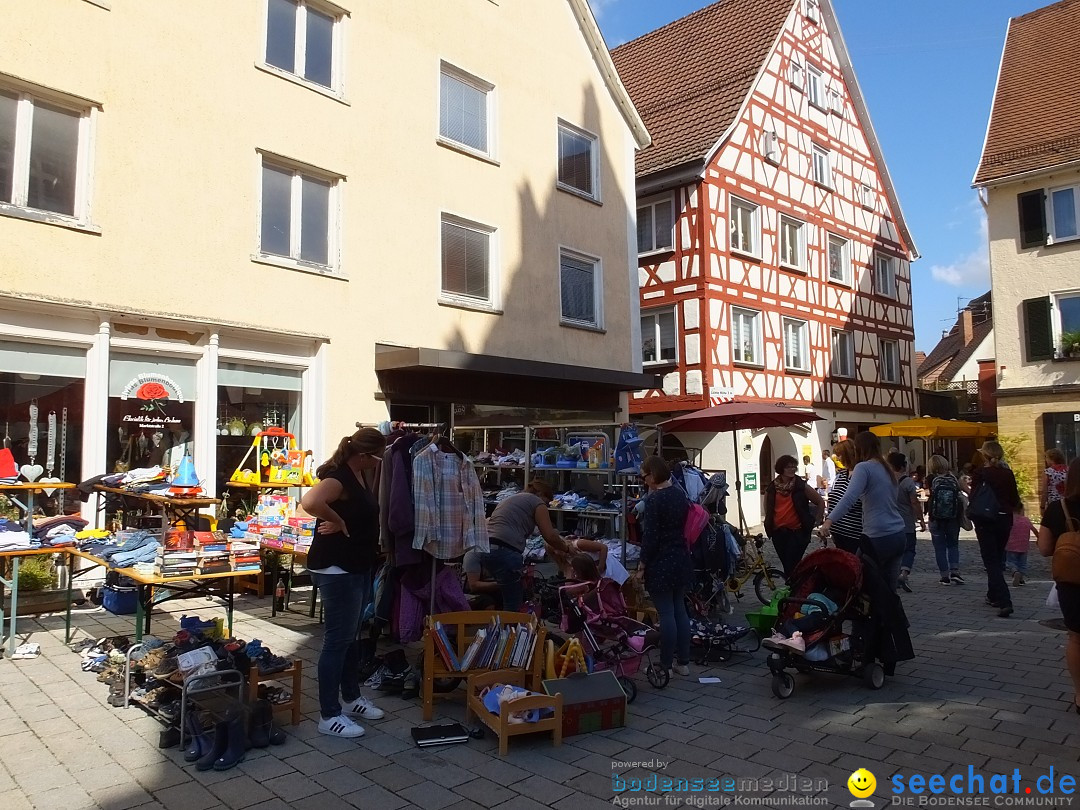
[{"left": 827, "top": 459, "right": 905, "bottom": 538}]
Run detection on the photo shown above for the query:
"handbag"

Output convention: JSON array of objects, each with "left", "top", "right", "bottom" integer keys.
[
  {"left": 966, "top": 481, "right": 1000, "bottom": 522},
  {"left": 958, "top": 491, "right": 973, "bottom": 531},
  {"left": 684, "top": 502, "right": 710, "bottom": 548}
]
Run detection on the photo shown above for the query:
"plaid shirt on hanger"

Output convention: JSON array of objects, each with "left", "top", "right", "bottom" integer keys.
[{"left": 412, "top": 444, "right": 489, "bottom": 559}]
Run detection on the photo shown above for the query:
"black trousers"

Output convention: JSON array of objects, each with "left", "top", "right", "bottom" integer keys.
[
  {"left": 974, "top": 513, "right": 1013, "bottom": 608},
  {"left": 771, "top": 526, "right": 812, "bottom": 577}
]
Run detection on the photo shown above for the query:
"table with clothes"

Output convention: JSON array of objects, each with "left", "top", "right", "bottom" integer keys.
[{"left": 91, "top": 483, "right": 220, "bottom": 530}]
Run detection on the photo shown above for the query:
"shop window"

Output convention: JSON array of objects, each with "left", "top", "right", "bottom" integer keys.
[
  {"left": 559, "top": 249, "right": 601, "bottom": 329},
  {"left": 259, "top": 155, "right": 340, "bottom": 272},
  {"left": 640, "top": 307, "right": 677, "bottom": 365},
  {"left": 0, "top": 83, "right": 93, "bottom": 222},
  {"left": 264, "top": 0, "right": 342, "bottom": 92},
  {"left": 107, "top": 355, "right": 196, "bottom": 475},
  {"left": 0, "top": 341, "right": 86, "bottom": 511},
  {"left": 1044, "top": 412, "right": 1080, "bottom": 465},
  {"left": 557, "top": 120, "right": 598, "bottom": 201},
  {"left": 216, "top": 362, "right": 302, "bottom": 497},
  {"left": 439, "top": 63, "right": 494, "bottom": 157}
]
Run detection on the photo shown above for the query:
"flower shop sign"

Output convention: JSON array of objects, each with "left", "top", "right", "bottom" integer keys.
[{"left": 119, "top": 374, "right": 185, "bottom": 426}]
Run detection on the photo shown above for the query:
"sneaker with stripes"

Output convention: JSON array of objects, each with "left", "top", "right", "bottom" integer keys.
[{"left": 318, "top": 714, "right": 365, "bottom": 738}]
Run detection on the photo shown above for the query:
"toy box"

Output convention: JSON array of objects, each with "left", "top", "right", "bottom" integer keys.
[{"left": 542, "top": 670, "right": 625, "bottom": 736}]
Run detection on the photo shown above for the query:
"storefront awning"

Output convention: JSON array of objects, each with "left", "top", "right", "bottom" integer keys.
[{"left": 374, "top": 344, "right": 660, "bottom": 410}]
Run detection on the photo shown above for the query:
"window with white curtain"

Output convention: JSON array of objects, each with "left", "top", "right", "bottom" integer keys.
[
  {"left": 731, "top": 307, "right": 762, "bottom": 366},
  {"left": 439, "top": 64, "right": 493, "bottom": 156},
  {"left": 637, "top": 196, "right": 674, "bottom": 253},
  {"left": 730, "top": 196, "right": 760, "bottom": 257},
  {"left": 560, "top": 249, "right": 601, "bottom": 328},
  {"left": 779, "top": 215, "right": 805, "bottom": 270},
  {"left": 783, "top": 317, "right": 809, "bottom": 371},
  {"left": 812, "top": 144, "right": 833, "bottom": 188},
  {"left": 640, "top": 308, "right": 677, "bottom": 365},
  {"left": 830, "top": 329, "right": 855, "bottom": 378}
]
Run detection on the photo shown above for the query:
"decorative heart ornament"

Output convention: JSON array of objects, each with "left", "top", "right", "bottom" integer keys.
[
  {"left": 39, "top": 477, "right": 62, "bottom": 496},
  {"left": 20, "top": 464, "right": 43, "bottom": 482}
]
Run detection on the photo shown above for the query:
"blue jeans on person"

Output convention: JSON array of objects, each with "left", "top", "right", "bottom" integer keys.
[
  {"left": 650, "top": 585, "right": 690, "bottom": 670},
  {"left": 311, "top": 570, "right": 371, "bottom": 719},
  {"left": 866, "top": 531, "right": 907, "bottom": 592},
  {"left": 930, "top": 519, "right": 961, "bottom": 576},
  {"left": 974, "top": 513, "right": 1013, "bottom": 609},
  {"left": 900, "top": 531, "right": 918, "bottom": 573},
  {"left": 1005, "top": 551, "right": 1028, "bottom": 575},
  {"left": 474, "top": 545, "right": 524, "bottom": 612}
]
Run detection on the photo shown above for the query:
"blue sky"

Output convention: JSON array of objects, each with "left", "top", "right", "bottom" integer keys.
[{"left": 590, "top": 0, "right": 1050, "bottom": 352}]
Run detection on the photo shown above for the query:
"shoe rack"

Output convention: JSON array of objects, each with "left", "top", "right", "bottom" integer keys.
[{"left": 248, "top": 659, "right": 302, "bottom": 727}]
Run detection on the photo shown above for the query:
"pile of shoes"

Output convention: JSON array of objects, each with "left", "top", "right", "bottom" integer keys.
[
  {"left": 183, "top": 698, "right": 286, "bottom": 771},
  {"left": 243, "top": 638, "right": 292, "bottom": 676},
  {"left": 364, "top": 648, "right": 418, "bottom": 699}
]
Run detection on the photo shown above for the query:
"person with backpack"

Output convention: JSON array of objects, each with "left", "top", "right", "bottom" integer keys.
[
  {"left": 970, "top": 441, "right": 1021, "bottom": 618},
  {"left": 1037, "top": 457, "right": 1080, "bottom": 712},
  {"left": 926, "top": 455, "right": 964, "bottom": 586}
]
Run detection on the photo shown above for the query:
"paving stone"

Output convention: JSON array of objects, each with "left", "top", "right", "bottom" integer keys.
[
  {"left": 27, "top": 784, "right": 96, "bottom": 810},
  {"left": 364, "top": 759, "right": 427, "bottom": 791},
  {"left": 285, "top": 790, "right": 358, "bottom": 810},
  {"left": 262, "top": 772, "right": 326, "bottom": 803},
  {"left": 341, "top": 783, "right": 410, "bottom": 810},
  {"left": 0, "top": 789, "right": 32, "bottom": 810},
  {"left": 205, "top": 773, "right": 275, "bottom": 809},
  {"left": 282, "top": 748, "right": 340, "bottom": 776},
  {"left": 150, "top": 780, "right": 221, "bottom": 810},
  {"left": 89, "top": 783, "right": 156, "bottom": 809},
  {"left": 492, "top": 796, "right": 555, "bottom": 810},
  {"left": 310, "top": 766, "right": 374, "bottom": 795},
  {"left": 396, "top": 780, "right": 465, "bottom": 810}
]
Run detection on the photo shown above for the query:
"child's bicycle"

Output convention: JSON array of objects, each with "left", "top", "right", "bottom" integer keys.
[{"left": 688, "top": 533, "right": 785, "bottom": 619}]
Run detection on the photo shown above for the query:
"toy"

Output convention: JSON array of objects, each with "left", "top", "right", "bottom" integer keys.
[{"left": 230, "top": 428, "right": 316, "bottom": 486}]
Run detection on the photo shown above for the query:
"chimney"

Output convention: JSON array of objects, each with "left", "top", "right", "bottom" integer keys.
[{"left": 960, "top": 308, "right": 974, "bottom": 345}]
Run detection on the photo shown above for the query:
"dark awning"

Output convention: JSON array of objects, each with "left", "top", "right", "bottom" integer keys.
[{"left": 374, "top": 344, "right": 660, "bottom": 410}]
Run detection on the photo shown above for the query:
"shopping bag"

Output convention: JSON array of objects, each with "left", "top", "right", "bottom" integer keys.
[
  {"left": 1047, "top": 583, "right": 1060, "bottom": 609},
  {"left": 683, "top": 502, "right": 710, "bottom": 548}
]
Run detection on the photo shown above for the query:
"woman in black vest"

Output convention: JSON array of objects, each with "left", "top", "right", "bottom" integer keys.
[
  {"left": 301, "top": 427, "right": 387, "bottom": 738},
  {"left": 763, "top": 454, "right": 825, "bottom": 577}
]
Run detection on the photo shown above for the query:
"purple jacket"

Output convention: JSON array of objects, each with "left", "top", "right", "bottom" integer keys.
[{"left": 396, "top": 566, "right": 470, "bottom": 643}]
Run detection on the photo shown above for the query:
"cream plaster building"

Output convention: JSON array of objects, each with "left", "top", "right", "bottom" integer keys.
[
  {"left": 0, "top": 0, "right": 652, "bottom": 518},
  {"left": 973, "top": 0, "right": 1080, "bottom": 506}
]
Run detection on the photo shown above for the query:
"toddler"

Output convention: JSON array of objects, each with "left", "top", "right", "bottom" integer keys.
[{"left": 1004, "top": 503, "right": 1037, "bottom": 586}]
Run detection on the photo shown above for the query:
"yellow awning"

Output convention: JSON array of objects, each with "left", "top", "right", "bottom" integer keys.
[{"left": 869, "top": 417, "right": 998, "bottom": 440}]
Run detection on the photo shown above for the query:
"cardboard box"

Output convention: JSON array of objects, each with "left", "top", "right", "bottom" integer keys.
[{"left": 542, "top": 670, "right": 625, "bottom": 736}]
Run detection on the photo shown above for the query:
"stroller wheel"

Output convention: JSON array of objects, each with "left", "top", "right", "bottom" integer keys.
[
  {"left": 646, "top": 664, "right": 670, "bottom": 689},
  {"left": 771, "top": 672, "right": 795, "bottom": 699},
  {"left": 863, "top": 662, "right": 885, "bottom": 690},
  {"left": 754, "top": 568, "right": 787, "bottom": 605},
  {"left": 617, "top": 676, "right": 638, "bottom": 704}
]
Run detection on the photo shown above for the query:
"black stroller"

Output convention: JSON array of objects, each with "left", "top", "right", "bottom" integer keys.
[{"left": 764, "top": 546, "right": 910, "bottom": 698}]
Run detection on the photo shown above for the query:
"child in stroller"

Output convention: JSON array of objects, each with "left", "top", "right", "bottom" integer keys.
[{"left": 764, "top": 546, "right": 890, "bottom": 698}]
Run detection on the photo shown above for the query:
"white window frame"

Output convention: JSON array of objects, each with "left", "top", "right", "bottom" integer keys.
[
  {"left": 260, "top": 0, "right": 347, "bottom": 98},
  {"left": 1047, "top": 184, "right": 1080, "bottom": 244},
  {"left": 805, "top": 0, "right": 821, "bottom": 23},
  {"left": 640, "top": 306, "right": 678, "bottom": 366},
  {"left": 830, "top": 329, "right": 855, "bottom": 378},
  {"left": 812, "top": 144, "right": 833, "bottom": 188},
  {"left": 860, "top": 182, "right": 875, "bottom": 210},
  {"left": 783, "top": 317, "right": 810, "bottom": 372},
  {"left": 729, "top": 195, "right": 760, "bottom": 258},
  {"left": 0, "top": 83, "right": 96, "bottom": 230},
  {"left": 779, "top": 214, "right": 806, "bottom": 272},
  {"left": 807, "top": 64, "right": 825, "bottom": 110},
  {"left": 557, "top": 120, "right": 600, "bottom": 202},
  {"left": 880, "top": 338, "right": 900, "bottom": 384},
  {"left": 731, "top": 306, "right": 763, "bottom": 367},
  {"left": 762, "top": 130, "right": 780, "bottom": 164},
  {"left": 790, "top": 56, "right": 805, "bottom": 89},
  {"left": 827, "top": 234, "right": 851, "bottom": 285},
  {"left": 637, "top": 194, "right": 675, "bottom": 254},
  {"left": 558, "top": 246, "right": 603, "bottom": 330},
  {"left": 828, "top": 86, "right": 844, "bottom": 116},
  {"left": 255, "top": 152, "right": 342, "bottom": 276},
  {"left": 438, "top": 62, "right": 496, "bottom": 161},
  {"left": 874, "top": 252, "right": 897, "bottom": 299},
  {"left": 1051, "top": 289, "right": 1080, "bottom": 349},
  {"left": 439, "top": 213, "right": 499, "bottom": 311}
]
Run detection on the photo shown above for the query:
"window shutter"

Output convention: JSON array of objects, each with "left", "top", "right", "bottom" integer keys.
[
  {"left": 1017, "top": 190, "right": 1047, "bottom": 248},
  {"left": 1023, "top": 297, "right": 1053, "bottom": 361}
]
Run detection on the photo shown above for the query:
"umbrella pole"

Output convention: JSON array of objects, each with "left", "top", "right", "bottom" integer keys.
[{"left": 732, "top": 431, "right": 748, "bottom": 537}]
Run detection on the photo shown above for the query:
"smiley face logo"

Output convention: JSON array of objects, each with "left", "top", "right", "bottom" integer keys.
[{"left": 848, "top": 769, "right": 876, "bottom": 799}]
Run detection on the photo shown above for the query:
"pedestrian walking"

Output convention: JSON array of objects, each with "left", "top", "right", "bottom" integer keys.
[
  {"left": 926, "top": 454, "right": 965, "bottom": 586},
  {"left": 970, "top": 440, "right": 1021, "bottom": 618},
  {"left": 764, "top": 455, "right": 825, "bottom": 577}
]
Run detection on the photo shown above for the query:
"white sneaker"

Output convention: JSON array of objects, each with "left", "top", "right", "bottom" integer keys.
[
  {"left": 343, "top": 696, "right": 385, "bottom": 720},
  {"left": 318, "top": 714, "right": 365, "bottom": 738},
  {"left": 671, "top": 664, "right": 690, "bottom": 676}
]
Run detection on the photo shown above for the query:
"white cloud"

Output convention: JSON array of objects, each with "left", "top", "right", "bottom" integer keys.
[
  {"left": 929, "top": 247, "right": 990, "bottom": 286},
  {"left": 587, "top": 0, "right": 621, "bottom": 20}
]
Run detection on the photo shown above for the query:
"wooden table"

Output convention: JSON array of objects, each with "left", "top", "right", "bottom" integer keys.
[
  {"left": 93, "top": 485, "right": 220, "bottom": 530},
  {"left": 0, "top": 482, "right": 78, "bottom": 658}
]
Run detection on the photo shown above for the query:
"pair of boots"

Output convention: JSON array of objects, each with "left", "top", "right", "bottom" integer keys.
[{"left": 184, "top": 699, "right": 284, "bottom": 771}]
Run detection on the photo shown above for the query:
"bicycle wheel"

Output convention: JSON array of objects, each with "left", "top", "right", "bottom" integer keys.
[{"left": 753, "top": 568, "right": 786, "bottom": 605}]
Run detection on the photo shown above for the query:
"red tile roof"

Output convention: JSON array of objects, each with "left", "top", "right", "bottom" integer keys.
[
  {"left": 610, "top": 0, "right": 793, "bottom": 176},
  {"left": 974, "top": 0, "right": 1080, "bottom": 185}
]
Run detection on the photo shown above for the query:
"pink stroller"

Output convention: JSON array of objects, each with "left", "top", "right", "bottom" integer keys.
[{"left": 557, "top": 579, "right": 669, "bottom": 703}]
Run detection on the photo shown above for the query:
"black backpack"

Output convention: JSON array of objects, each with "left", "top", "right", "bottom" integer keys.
[
  {"left": 929, "top": 475, "right": 961, "bottom": 522},
  {"left": 967, "top": 479, "right": 1001, "bottom": 522}
]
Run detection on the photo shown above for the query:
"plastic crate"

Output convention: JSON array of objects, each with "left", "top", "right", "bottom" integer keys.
[
  {"left": 745, "top": 608, "right": 777, "bottom": 636},
  {"left": 103, "top": 585, "right": 138, "bottom": 615}
]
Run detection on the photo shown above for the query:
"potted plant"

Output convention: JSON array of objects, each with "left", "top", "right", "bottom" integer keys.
[
  {"left": 1061, "top": 330, "right": 1080, "bottom": 359},
  {"left": 2, "top": 555, "right": 78, "bottom": 616}
]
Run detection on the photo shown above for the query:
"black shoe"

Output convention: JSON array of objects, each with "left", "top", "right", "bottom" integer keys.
[
  {"left": 998, "top": 605, "right": 1014, "bottom": 618},
  {"left": 950, "top": 574, "right": 965, "bottom": 584},
  {"left": 184, "top": 712, "right": 214, "bottom": 763},
  {"left": 196, "top": 718, "right": 229, "bottom": 771},
  {"left": 985, "top": 598, "right": 1002, "bottom": 608},
  {"left": 213, "top": 709, "right": 248, "bottom": 771},
  {"left": 401, "top": 669, "right": 420, "bottom": 700},
  {"left": 158, "top": 726, "right": 181, "bottom": 749},
  {"left": 247, "top": 699, "right": 273, "bottom": 749}
]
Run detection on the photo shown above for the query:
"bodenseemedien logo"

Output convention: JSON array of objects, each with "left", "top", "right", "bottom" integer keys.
[{"left": 848, "top": 769, "right": 876, "bottom": 808}]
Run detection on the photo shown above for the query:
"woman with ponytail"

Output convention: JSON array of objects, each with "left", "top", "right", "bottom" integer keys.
[{"left": 301, "top": 427, "right": 387, "bottom": 738}]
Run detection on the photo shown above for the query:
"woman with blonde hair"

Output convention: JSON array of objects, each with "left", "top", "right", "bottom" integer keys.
[
  {"left": 970, "top": 440, "right": 1020, "bottom": 617},
  {"left": 926, "top": 455, "right": 964, "bottom": 585},
  {"left": 825, "top": 440, "right": 863, "bottom": 555},
  {"left": 301, "top": 427, "right": 388, "bottom": 737}
]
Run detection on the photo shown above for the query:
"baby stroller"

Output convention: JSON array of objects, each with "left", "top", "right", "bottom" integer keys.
[
  {"left": 686, "top": 599, "right": 760, "bottom": 664},
  {"left": 557, "top": 579, "right": 668, "bottom": 703},
  {"left": 764, "top": 547, "right": 887, "bottom": 699}
]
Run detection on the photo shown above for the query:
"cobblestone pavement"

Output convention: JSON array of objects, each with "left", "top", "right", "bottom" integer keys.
[{"left": 2, "top": 532, "right": 1078, "bottom": 810}]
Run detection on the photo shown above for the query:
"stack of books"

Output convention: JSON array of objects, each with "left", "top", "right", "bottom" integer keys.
[
  {"left": 431, "top": 618, "right": 539, "bottom": 672},
  {"left": 158, "top": 531, "right": 199, "bottom": 578}
]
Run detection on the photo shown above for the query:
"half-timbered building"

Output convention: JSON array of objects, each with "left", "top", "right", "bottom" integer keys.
[{"left": 612, "top": 0, "right": 918, "bottom": 526}]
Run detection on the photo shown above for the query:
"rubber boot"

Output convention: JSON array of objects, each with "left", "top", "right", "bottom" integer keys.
[
  {"left": 268, "top": 722, "right": 286, "bottom": 745},
  {"left": 248, "top": 699, "right": 272, "bottom": 748},
  {"left": 184, "top": 712, "right": 212, "bottom": 763},
  {"left": 195, "top": 718, "right": 228, "bottom": 771},
  {"left": 213, "top": 709, "right": 247, "bottom": 771}
]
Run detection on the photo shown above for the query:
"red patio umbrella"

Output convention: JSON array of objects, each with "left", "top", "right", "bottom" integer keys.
[{"left": 660, "top": 402, "right": 823, "bottom": 534}]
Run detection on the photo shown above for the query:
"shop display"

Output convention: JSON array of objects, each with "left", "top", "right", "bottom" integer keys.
[{"left": 229, "top": 428, "right": 315, "bottom": 487}]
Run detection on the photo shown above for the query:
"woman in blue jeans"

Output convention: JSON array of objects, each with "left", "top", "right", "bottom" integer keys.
[
  {"left": 301, "top": 427, "right": 388, "bottom": 738},
  {"left": 926, "top": 454, "right": 964, "bottom": 585},
  {"left": 820, "top": 431, "right": 907, "bottom": 590},
  {"left": 636, "top": 456, "right": 693, "bottom": 676}
]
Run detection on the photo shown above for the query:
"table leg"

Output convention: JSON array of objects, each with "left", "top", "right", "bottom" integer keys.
[
  {"left": 227, "top": 578, "right": 234, "bottom": 636},
  {"left": 7, "top": 557, "right": 19, "bottom": 658},
  {"left": 134, "top": 585, "right": 145, "bottom": 643},
  {"left": 0, "top": 572, "right": 5, "bottom": 657},
  {"left": 271, "top": 556, "right": 280, "bottom": 619},
  {"left": 65, "top": 552, "right": 73, "bottom": 644}
]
